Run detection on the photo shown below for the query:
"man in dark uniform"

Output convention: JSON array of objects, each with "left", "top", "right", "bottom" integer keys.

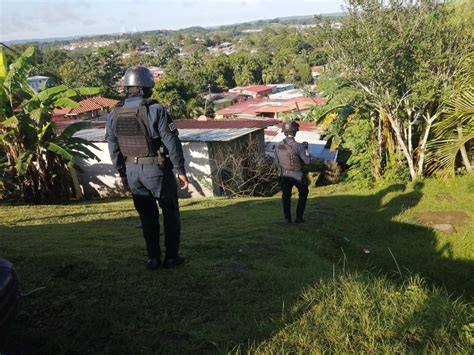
[
  {"left": 106, "top": 66, "right": 189, "bottom": 270},
  {"left": 275, "top": 120, "right": 311, "bottom": 224}
]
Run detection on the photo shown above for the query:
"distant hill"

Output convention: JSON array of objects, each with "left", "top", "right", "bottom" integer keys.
[{"left": 5, "top": 12, "right": 344, "bottom": 45}]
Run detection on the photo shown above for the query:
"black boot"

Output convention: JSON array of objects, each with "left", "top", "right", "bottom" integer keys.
[
  {"left": 163, "top": 255, "right": 185, "bottom": 269},
  {"left": 146, "top": 258, "right": 161, "bottom": 270}
]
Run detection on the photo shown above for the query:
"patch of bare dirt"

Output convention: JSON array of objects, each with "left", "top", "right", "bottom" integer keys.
[{"left": 414, "top": 211, "right": 471, "bottom": 233}]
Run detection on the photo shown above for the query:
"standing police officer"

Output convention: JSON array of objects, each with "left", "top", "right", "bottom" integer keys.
[
  {"left": 106, "top": 66, "right": 189, "bottom": 270},
  {"left": 275, "top": 120, "right": 311, "bottom": 224}
]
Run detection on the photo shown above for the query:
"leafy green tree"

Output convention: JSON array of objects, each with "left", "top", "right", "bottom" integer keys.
[
  {"left": 156, "top": 44, "right": 179, "bottom": 67},
  {"left": 152, "top": 77, "right": 204, "bottom": 118},
  {"left": 230, "top": 52, "right": 263, "bottom": 86},
  {"left": 148, "top": 35, "right": 165, "bottom": 48},
  {"left": 325, "top": 0, "right": 471, "bottom": 180},
  {"left": 35, "top": 48, "right": 69, "bottom": 83},
  {"left": 59, "top": 48, "right": 124, "bottom": 96},
  {"left": 205, "top": 55, "right": 236, "bottom": 91},
  {"left": 0, "top": 47, "right": 100, "bottom": 203},
  {"left": 204, "top": 99, "right": 215, "bottom": 119},
  {"left": 342, "top": 119, "right": 378, "bottom": 186}
]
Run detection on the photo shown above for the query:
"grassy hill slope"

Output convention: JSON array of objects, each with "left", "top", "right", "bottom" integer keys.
[{"left": 1, "top": 176, "right": 473, "bottom": 353}]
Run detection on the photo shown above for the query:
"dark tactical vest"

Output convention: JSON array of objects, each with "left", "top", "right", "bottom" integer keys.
[
  {"left": 112, "top": 99, "right": 165, "bottom": 163},
  {"left": 276, "top": 139, "right": 302, "bottom": 173}
]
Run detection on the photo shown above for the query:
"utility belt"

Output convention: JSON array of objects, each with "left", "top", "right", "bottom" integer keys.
[
  {"left": 280, "top": 169, "right": 305, "bottom": 181},
  {"left": 281, "top": 169, "right": 301, "bottom": 175},
  {"left": 125, "top": 156, "right": 165, "bottom": 165}
]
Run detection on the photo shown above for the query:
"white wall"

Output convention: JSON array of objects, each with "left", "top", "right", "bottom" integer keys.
[
  {"left": 179, "top": 141, "right": 214, "bottom": 198},
  {"left": 75, "top": 142, "right": 126, "bottom": 198},
  {"left": 75, "top": 141, "right": 216, "bottom": 199}
]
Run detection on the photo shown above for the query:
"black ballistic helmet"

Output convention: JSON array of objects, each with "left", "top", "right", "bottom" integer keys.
[
  {"left": 282, "top": 120, "right": 300, "bottom": 135},
  {"left": 123, "top": 66, "right": 155, "bottom": 88}
]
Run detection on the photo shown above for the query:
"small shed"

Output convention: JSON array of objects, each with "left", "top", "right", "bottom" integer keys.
[
  {"left": 175, "top": 119, "right": 277, "bottom": 197},
  {"left": 71, "top": 119, "right": 277, "bottom": 199}
]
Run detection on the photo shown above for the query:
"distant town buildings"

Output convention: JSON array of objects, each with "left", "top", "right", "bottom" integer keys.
[
  {"left": 60, "top": 40, "right": 121, "bottom": 51},
  {"left": 204, "top": 92, "right": 251, "bottom": 110},
  {"left": 216, "top": 97, "right": 326, "bottom": 119},
  {"left": 268, "top": 89, "right": 305, "bottom": 99},
  {"left": 229, "top": 85, "right": 273, "bottom": 99},
  {"left": 208, "top": 42, "right": 235, "bottom": 55}
]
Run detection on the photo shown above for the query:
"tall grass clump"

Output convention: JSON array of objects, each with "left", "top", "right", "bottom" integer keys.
[{"left": 249, "top": 272, "right": 473, "bottom": 353}]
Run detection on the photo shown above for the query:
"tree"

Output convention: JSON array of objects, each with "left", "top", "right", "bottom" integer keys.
[
  {"left": 0, "top": 47, "right": 100, "bottom": 203},
  {"left": 428, "top": 52, "right": 474, "bottom": 176},
  {"left": 325, "top": 0, "right": 471, "bottom": 180},
  {"left": 152, "top": 77, "right": 204, "bottom": 119},
  {"left": 156, "top": 44, "right": 179, "bottom": 67},
  {"left": 204, "top": 99, "right": 215, "bottom": 119},
  {"left": 205, "top": 55, "right": 236, "bottom": 91},
  {"left": 59, "top": 48, "right": 124, "bottom": 96},
  {"left": 230, "top": 52, "right": 263, "bottom": 86},
  {"left": 35, "top": 48, "right": 70, "bottom": 83}
]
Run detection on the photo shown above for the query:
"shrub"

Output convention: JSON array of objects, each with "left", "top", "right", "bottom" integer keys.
[{"left": 212, "top": 139, "right": 279, "bottom": 197}]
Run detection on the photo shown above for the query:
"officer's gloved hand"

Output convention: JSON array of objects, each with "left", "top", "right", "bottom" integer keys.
[{"left": 302, "top": 141, "right": 309, "bottom": 149}]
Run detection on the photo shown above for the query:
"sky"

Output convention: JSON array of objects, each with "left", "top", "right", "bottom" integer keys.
[{"left": 1, "top": 0, "right": 345, "bottom": 42}]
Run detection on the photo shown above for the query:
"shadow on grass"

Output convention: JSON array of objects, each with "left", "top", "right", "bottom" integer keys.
[{"left": 1, "top": 182, "right": 472, "bottom": 353}]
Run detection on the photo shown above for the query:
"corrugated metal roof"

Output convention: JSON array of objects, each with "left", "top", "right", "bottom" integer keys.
[
  {"left": 175, "top": 119, "right": 278, "bottom": 130},
  {"left": 268, "top": 89, "right": 305, "bottom": 99},
  {"left": 179, "top": 128, "right": 263, "bottom": 142},
  {"left": 72, "top": 126, "right": 266, "bottom": 143},
  {"left": 73, "top": 128, "right": 106, "bottom": 142},
  {"left": 242, "top": 85, "right": 273, "bottom": 93},
  {"left": 230, "top": 85, "right": 272, "bottom": 93}
]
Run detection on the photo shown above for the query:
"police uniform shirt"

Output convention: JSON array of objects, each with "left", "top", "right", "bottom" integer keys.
[
  {"left": 106, "top": 96, "right": 186, "bottom": 177},
  {"left": 275, "top": 136, "right": 311, "bottom": 179}
]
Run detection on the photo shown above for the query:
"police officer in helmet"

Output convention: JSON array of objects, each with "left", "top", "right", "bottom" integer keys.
[
  {"left": 275, "top": 120, "right": 311, "bottom": 223},
  {"left": 106, "top": 66, "right": 189, "bottom": 270}
]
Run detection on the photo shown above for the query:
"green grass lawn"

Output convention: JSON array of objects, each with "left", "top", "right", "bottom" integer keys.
[{"left": 1, "top": 176, "right": 473, "bottom": 353}]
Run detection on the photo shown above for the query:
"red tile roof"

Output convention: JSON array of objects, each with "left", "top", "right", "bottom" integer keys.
[
  {"left": 52, "top": 96, "right": 120, "bottom": 116},
  {"left": 69, "top": 99, "right": 103, "bottom": 115},
  {"left": 175, "top": 119, "right": 279, "bottom": 130},
  {"left": 242, "top": 85, "right": 273, "bottom": 93},
  {"left": 89, "top": 97, "right": 120, "bottom": 107}
]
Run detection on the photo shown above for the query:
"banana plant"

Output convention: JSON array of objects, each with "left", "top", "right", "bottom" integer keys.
[
  {"left": 0, "top": 46, "right": 100, "bottom": 203},
  {"left": 427, "top": 53, "right": 473, "bottom": 176}
]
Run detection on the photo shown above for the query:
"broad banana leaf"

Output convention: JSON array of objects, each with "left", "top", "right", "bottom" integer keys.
[
  {"left": 3, "top": 46, "right": 37, "bottom": 98},
  {"left": 16, "top": 151, "right": 33, "bottom": 176},
  {"left": 43, "top": 141, "right": 74, "bottom": 163},
  {"left": 0, "top": 116, "right": 18, "bottom": 128},
  {"left": 0, "top": 47, "right": 7, "bottom": 118}
]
